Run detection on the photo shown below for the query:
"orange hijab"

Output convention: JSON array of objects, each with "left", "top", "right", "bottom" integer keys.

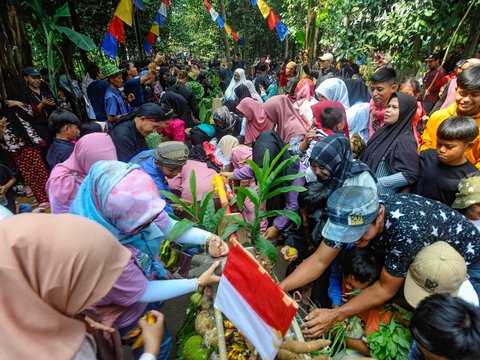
[{"left": 0, "top": 213, "right": 131, "bottom": 360}]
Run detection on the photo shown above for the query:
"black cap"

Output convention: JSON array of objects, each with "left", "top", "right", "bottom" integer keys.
[
  {"left": 22, "top": 66, "right": 41, "bottom": 77},
  {"left": 425, "top": 53, "right": 439, "bottom": 61},
  {"left": 136, "top": 103, "right": 166, "bottom": 122}
]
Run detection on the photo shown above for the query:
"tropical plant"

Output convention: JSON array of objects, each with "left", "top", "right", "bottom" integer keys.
[
  {"left": 221, "top": 145, "right": 306, "bottom": 264},
  {"left": 366, "top": 317, "right": 413, "bottom": 360},
  {"left": 160, "top": 171, "right": 228, "bottom": 239},
  {"left": 23, "top": 0, "right": 96, "bottom": 97}
]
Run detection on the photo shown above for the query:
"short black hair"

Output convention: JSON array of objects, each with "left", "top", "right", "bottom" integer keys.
[
  {"left": 48, "top": 109, "right": 80, "bottom": 134},
  {"left": 341, "top": 247, "right": 382, "bottom": 285},
  {"left": 399, "top": 78, "right": 421, "bottom": 95},
  {"left": 87, "top": 65, "right": 100, "bottom": 80},
  {"left": 80, "top": 122, "right": 102, "bottom": 138},
  {"left": 369, "top": 67, "right": 397, "bottom": 84},
  {"left": 457, "top": 65, "right": 480, "bottom": 91},
  {"left": 256, "top": 64, "right": 267, "bottom": 72},
  {"left": 119, "top": 61, "right": 133, "bottom": 81},
  {"left": 410, "top": 294, "right": 480, "bottom": 360},
  {"left": 437, "top": 116, "right": 479, "bottom": 143},
  {"left": 321, "top": 107, "right": 344, "bottom": 130}
]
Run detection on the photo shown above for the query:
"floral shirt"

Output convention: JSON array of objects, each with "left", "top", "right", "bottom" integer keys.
[{"left": 1, "top": 105, "right": 45, "bottom": 153}]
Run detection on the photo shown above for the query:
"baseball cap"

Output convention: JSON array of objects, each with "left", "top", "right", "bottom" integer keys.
[
  {"left": 22, "top": 66, "right": 41, "bottom": 77},
  {"left": 405, "top": 241, "right": 467, "bottom": 308},
  {"left": 425, "top": 53, "right": 439, "bottom": 61},
  {"left": 452, "top": 175, "right": 480, "bottom": 209},
  {"left": 136, "top": 103, "right": 167, "bottom": 122},
  {"left": 319, "top": 53, "right": 334, "bottom": 62},
  {"left": 322, "top": 186, "right": 379, "bottom": 243}
]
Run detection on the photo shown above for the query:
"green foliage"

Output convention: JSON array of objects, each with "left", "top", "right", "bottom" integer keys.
[
  {"left": 160, "top": 170, "right": 225, "bottom": 239},
  {"left": 198, "top": 98, "right": 213, "bottom": 124},
  {"left": 366, "top": 317, "right": 413, "bottom": 360},
  {"left": 186, "top": 81, "right": 205, "bottom": 100},
  {"left": 230, "top": 145, "right": 306, "bottom": 263}
]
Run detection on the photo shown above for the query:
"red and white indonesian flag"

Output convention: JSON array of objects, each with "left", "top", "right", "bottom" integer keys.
[{"left": 214, "top": 240, "right": 298, "bottom": 360}]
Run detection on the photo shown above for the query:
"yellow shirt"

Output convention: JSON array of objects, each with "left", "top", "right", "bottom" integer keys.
[{"left": 420, "top": 103, "right": 480, "bottom": 169}]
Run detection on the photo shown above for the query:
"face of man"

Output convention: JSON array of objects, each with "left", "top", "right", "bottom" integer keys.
[
  {"left": 426, "top": 59, "right": 439, "bottom": 70},
  {"left": 25, "top": 75, "right": 41, "bottom": 90},
  {"left": 320, "top": 60, "right": 332, "bottom": 70},
  {"left": 353, "top": 207, "right": 384, "bottom": 248},
  {"left": 109, "top": 74, "right": 123, "bottom": 88},
  {"left": 128, "top": 62, "right": 138, "bottom": 77},
  {"left": 369, "top": 82, "right": 397, "bottom": 107},
  {"left": 136, "top": 117, "right": 170, "bottom": 137},
  {"left": 455, "top": 86, "right": 480, "bottom": 116},
  {"left": 156, "top": 163, "right": 182, "bottom": 179}
]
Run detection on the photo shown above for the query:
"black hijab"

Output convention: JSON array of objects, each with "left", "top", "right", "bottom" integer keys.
[
  {"left": 255, "top": 75, "right": 271, "bottom": 93},
  {"left": 252, "top": 130, "right": 300, "bottom": 212},
  {"left": 310, "top": 133, "right": 374, "bottom": 196},
  {"left": 188, "top": 145, "right": 221, "bottom": 172},
  {"left": 343, "top": 78, "right": 371, "bottom": 105},
  {"left": 234, "top": 84, "right": 251, "bottom": 101},
  {"left": 360, "top": 92, "right": 419, "bottom": 183},
  {"left": 160, "top": 91, "right": 187, "bottom": 119}
]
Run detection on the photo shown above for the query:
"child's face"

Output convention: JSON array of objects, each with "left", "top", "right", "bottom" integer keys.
[
  {"left": 65, "top": 124, "right": 79, "bottom": 141},
  {"left": 344, "top": 274, "right": 370, "bottom": 292},
  {"left": 464, "top": 203, "right": 480, "bottom": 221},
  {"left": 435, "top": 138, "right": 472, "bottom": 166}
]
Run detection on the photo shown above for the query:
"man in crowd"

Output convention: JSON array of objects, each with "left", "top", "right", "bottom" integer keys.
[
  {"left": 103, "top": 64, "right": 134, "bottom": 127},
  {"left": 119, "top": 60, "right": 157, "bottom": 109},
  {"left": 302, "top": 52, "right": 337, "bottom": 87},
  {"left": 422, "top": 53, "right": 446, "bottom": 114},
  {"left": 280, "top": 186, "right": 480, "bottom": 338},
  {"left": 86, "top": 65, "right": 108, "bottom": 122},
  {"left": 368, "top": 67, "right": 397, "bottom": 137}
]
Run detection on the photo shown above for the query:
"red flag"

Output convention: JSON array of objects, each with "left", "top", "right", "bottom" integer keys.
[
  {"left": 108, "top": 16, "right": 125, "bottom": 44},
  {"left": 162, "top": 0, "right": 170, "bottom": 8},
  {"left": 146, "top": 31, "right": 156, "bottom": 45},
  {"left": 267, "top": 10, "right": 279, "bottom": 31},
  {"left": 204, "top": 0, "right": 211, "bottom": 11},
  {"left": 214, "top": 239, "right": 298, "bottom": 359},
  {"left": 231, "top": 31, "right": 239, "bottom": 41}
]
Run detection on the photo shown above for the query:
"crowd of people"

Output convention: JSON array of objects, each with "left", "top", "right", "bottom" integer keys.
[{"left": 1, "top": 44, "right": 480, "bottom": 360}]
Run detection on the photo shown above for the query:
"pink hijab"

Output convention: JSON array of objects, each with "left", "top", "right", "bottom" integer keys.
[
  {"left": 46, "top": 133, "right": 117, "bottom": 214},
  {"left": 236, "top": 98, "right": 274, "bottom": 146},
  {"left": 263, "top": 95, "right": 309, "bottom": 143}
]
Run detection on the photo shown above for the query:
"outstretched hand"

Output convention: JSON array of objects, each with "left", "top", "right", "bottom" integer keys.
[
  {"left": 198, "top": 261, "right": 222, "bottom": 287},
  {"left": 207, "top": 233, "right": 229, "bottom": 257}
]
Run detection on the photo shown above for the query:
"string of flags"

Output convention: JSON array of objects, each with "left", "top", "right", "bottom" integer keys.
[
  {"left": 203, "top": 0, "right": 245, "bottom": 46},
  {"left": 100, "top": 0, "right": 140, "bottom": 59},
  {"left": 144, "top": 0, "right": 171, "bottom": 55},
  {"left": 251, "top": 0, "right": 288, "bottom": 41}
]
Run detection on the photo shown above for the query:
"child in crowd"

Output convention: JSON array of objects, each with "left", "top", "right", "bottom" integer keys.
[
  {"left": 408, "top": 294, "right": 480, "bottom": 360},
  {"left": 452, "top": 174, "right": 480, "bottom": 230},
  {"left": 46, "top": 109, "right": 80, "bottom": 170},
  {"left": 328, "top": 247, "right": 390, "bottom": 357},
  {"left": 415, "top": 116, "right": 479, "bottom": 206}
]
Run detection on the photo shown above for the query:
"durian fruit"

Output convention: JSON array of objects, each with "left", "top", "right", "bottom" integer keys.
[
  {"left": 183, "top": 335, "right": 210, "bottom": 360},
  {"left": 195, "top": 310, "right": 215, "bottom": 336}
]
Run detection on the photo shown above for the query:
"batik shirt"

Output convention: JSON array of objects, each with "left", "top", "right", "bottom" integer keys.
[{"left": 324, "top": 194, "right": 480, "bottom": 277}]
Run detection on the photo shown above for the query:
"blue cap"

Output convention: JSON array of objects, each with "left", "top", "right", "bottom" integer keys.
[{"left": 322, "top": 186, "right": 379, "bottom": 243}]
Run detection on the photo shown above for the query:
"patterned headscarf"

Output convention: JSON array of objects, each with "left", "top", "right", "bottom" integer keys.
[{"left": 154, "top": 141, "right": 189, "bottom": 167}]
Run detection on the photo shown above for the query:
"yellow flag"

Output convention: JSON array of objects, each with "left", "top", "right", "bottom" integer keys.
[
  {"left": 224, "top": 23, "right": 232, "bottom": 35},
  {"left": 114, "top": 0, "right": 133, "bottom": 27},
  {"left": 150, "top": 23, "right": 160, "bottom": 36},
  {"left": 257, "top": 0, "right": 271, "bottom": 19}
]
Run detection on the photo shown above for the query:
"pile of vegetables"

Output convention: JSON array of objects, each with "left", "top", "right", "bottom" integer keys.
[{"left": 366, "top": 318, "right": 412, "bottom": 360}]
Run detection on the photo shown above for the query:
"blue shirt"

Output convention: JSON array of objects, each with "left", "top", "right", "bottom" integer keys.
[
  {"left": 86, "top": 80, "right": 108, "bottom": 121},
  {"left": 105, "top": 86, "right": 128, "bottom": 118},
  {"left": 130, "top": 149, "right": 173, "bottom": 213},
  {"left": 46, "top": 138, "right": 75, "bottom": 171},
  {"left": 123, "top": 77, "right": 144, "bottom": 108}
]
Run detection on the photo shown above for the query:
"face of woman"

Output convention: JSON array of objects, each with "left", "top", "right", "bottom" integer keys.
[
  {"left": 383, "top": 97, "right": 400, "bottom": 125},
  {"left": 234, "top": 72, "right": 240, "bottom": 82},
  {"left": 310, "top": 160, "right": 330, "bottom": 181}
]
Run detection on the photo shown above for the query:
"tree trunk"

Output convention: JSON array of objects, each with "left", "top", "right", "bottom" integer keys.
[
  {"left": 218, "top": 0, "right": 231, "bottom": 65},
  {"left": 464, "top": 12, "right": 480, "bottom": 57},
  {"left": 67, "top": 0, "right": 90, "bottom": 72},
  {"left": 0, "top": 0, "right": 33, "bottom": 100},
  {"left": 437, "top": 0, "right": 467, "bottom": 49},
  {"left": 284, "top": 33, "right": 289, "bottom": 59}
]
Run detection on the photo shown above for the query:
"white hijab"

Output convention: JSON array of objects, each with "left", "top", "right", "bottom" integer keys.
[{"left": 224, "top": 69, "right": 246, "bottom": 100}]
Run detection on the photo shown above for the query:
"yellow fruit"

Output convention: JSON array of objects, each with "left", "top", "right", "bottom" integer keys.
[{"left": 287, "top": 247, "right": 298, "bottom": 257}]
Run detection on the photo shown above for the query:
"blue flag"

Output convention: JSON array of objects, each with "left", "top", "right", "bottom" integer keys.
[
  {"left": 100, "top": 32, "right": 118, "bottom": 60},
  {"left": 133, "top": 0, "right": 143, "bottom": 9},
  {"left": 144, "top": 40, "right": 153, "bottom": 55},
  {"left": 238, "top": 39, "right": 246, "bottom": 46},
  {"left": 216, "top": 15, "right": 225, "bottom": 28},
  {"left": 155, "top": 12, "right": 164, "bottom": 26},
  {"left": 251, "top": 0, "right": 258, "bottom": 5},
  {"left": 276, "top": 21, "right": 288, "bottom": 41}
]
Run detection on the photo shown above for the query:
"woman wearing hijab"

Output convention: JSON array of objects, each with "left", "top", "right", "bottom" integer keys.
[
  {"left": 236, "top": 97, "right": 274, "bottom": 146},
  {"left": 0, "top": 213, "right": 132, "bottom": 360},
  {"left": 46, "top": 132, "right": 117, "bottom": 214},
  {"left": 69, "top": 161, "right": 227, "bottom": 359},
  {"left": 130, "top": 141, "right": 189, "bottom": 213},
  {"left": 343, "top": 78, "right": 371, "bottom": 105},
  {"left": 285, "top": 61, "right": 299, "bottom": 97},
  {"left": 234, "top": 84, "right": 252, "bottom": 102},
  {"left": 293, "top": 78, "right": 318, "bottom": 124},
  {"left": 224, "top": 68, "right": 246, "bottom": 101},
  {"left": 309, "top": 134, "right": 376, "bottom": 195},
  {"left": 256, "top": 74, "right": 278, "bottom": 101},
  {"left": 243, "top": 80, "right": 263, "bottom": 102},
  {"left": 216, "top": 135, "right": 239, "bottom": 168},
  {"left": 159, "top": 91, "right": 187, "bottom": 142},
  {"left": 212, "top": 106, "right": 244, "bottom": 140},
  {"left": 315, "top": 78, "right": 351, "bottom": 110},
  {"left": 0, "top": 98, "right": 50, "bottom": 210},
  {"left": 360, "top": 92, "right": 420, "bottom": 195},
  {"left": 224, "top": 130, "right": 306, "bottom": 240},
  {"left": 263, "top": 95, "right": 309, "bottom": 144}
]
